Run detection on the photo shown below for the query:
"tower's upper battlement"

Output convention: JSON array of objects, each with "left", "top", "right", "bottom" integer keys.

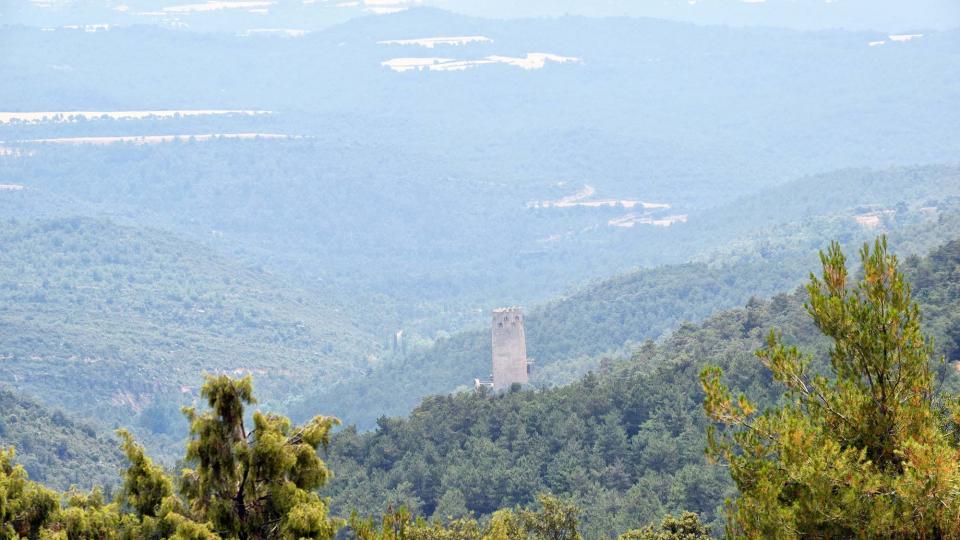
[
  {"left": 491, "top": 306, "right": 528, "bottom": 390},
  {"left": 493, "top": 308, "right": 524, "bottom": 332}
]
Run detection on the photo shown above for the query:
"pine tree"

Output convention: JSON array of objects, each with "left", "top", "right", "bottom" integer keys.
[
  {"left": 618, "top": 512, "right": 711, "bottom": 540},
  {"left": 701, "top": 237, "right": 960, "bottom": 538},
  {"left": 179, "top": 375, "right": 343, "bottom": 540},
  {"left": 0, "top": 448, "right": 59, "bottom": 539}
]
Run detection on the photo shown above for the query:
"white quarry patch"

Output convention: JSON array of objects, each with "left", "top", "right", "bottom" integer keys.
[
  {"left": 0, "top": 184, "right": 25, "bottom": 191},
  {"left": 853, "top": 209, "right": 895, "bottom": 229},
  {"left": 6, "top": 133, "right": 295, "bottom": 145},
  {"left": 855, "top": 214, "right": 881, "bottom": 228},
  {"left": 608, "top": 213, "right": 688, "bottom": 228},
  {"left": 381, "top": 57, "right": 456, "bottom": 72},
  {"left": 0, "top": 110, "right": 271, "bottom": 124},
  {"left": 488, "top": 53, "right": 580, "bottom": 70},
  {"left": 0, "top": 147, "right": 36, "bottom": 157},
  {"left": 889, "top": 34, "right": 924, "bottom": 42},
  {"left": 382, "top": 53, "right": 581, "bottom": 72},
  {"left": 60, "top": 24, "right": 111, "bottom": 32},
  {"left": 163, "top": 1, "right": 275, "bottom": 13},
  {"left": 378, "top": 36, "right": 493, "bottom": 48},
  {"left": 530, "top": 185, "right": 669, "bottom": 210}
]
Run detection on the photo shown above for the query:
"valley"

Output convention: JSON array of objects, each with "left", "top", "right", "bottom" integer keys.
[{"left": 1, "top": 3, "right": 959, "bottom": 538}]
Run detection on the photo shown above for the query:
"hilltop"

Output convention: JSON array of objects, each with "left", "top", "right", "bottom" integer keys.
[
  {"left": 318, "top": 236, "right": 960, "bottom": 537},
  {"left": 288, "top": 163, "right": 960, "bottom": 428},
  {"left": 0, "top": 217, "right": 376, "bottom": 430}
]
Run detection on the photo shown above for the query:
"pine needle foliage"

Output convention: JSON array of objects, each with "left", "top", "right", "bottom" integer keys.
[
  {"left": 0, "top": 375, "right": 341, "bottom": 540},
  {"left": 346, "top": 493, "right": 581, "bottom": 540},
  {"left": 180, "top": 375, "right": 343, "bottom": 540},
  {"left": 701, "top": 237, "right": 960, "bottom": 538},
  {"left": 617, "top": 512, "right": 711, "bottom": 540}
]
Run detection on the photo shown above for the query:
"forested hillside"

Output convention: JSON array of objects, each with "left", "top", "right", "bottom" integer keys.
[
  {"left": 0, "top": 387, "right": 122, "bottom": 491},
  {"left": 3, "top": 9, "right": 959, "bottom": 336},
  {"left": 290, "top": 172, "right": 960, "bottom": 428},
  {"left": 0, "top": 217, "right": 375, "bottom": 429},
  {"left": 319, "top": 237, "right": 960, "bottom": 538},
  {"left": 4, "top": 3, "right": 960, "bottom": 538},
  {"left": 2, "top": 236, "right": 958, "bottom": 539}
]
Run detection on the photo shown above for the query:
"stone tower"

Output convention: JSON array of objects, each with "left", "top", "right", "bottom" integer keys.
[{"left": 491, "top": 307, "right": 528, "bottom": 391}]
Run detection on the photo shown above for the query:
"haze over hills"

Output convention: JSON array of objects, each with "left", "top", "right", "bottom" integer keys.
[
  {"left": 1, "top": 7, "right": 959, "bottom": 438},
  {"left": 288, "top": 163, "right": 960, "bottom": 428},
  {"left": 3, "top": 0, "right": 957, "bottom": 32},
  {"left": 2, "top": 8, "right": 958, "bottom": 339},
  {"left": 3, "top": 3, "right": 960, "bottom": 536}
]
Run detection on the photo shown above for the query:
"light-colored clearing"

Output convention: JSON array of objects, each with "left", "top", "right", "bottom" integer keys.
[
  {"left": 889, "top": 33, "right": 924, "bottom": 42},
  {"left": 62, "top": 24, "right": 111, "bottom": 32},
  {"left": 7, "top": 133, "right": 294, "bottom": 145},
  {"left": 531, "top": 185, "right": 669, "bottom": 210},
  {"left": 855, "top": 214, "right": 881, "bottom": 228},
  {"left": 487, "top": 53, "right": 580, "bottom": 70},
  {"left": 0, "top": 147, "right": 36, "bottom": 157},
  {"left": 0, "top": 110, "right": 271, "bottom": 124},
  {"left": 164, "top": 1, "right": 275, "bottom": 13},
  {"left": 608, "top": 213, "right": 688, "bottom": 228},
  {"left": 378, "top": 36, "right": 492, "bottom": 48},
  {"left": 0, "top": 184, "right": 25, "bottom": 191},
  {"left": 853, "top": 209, "right": 894, "bottom": 228},
  {"left": 232, "top": 367, "right": 268, "bottom": 376},
  {"left": 536, "top": 184, "right": 594, "bottom": 207},
  {"left": 381, "top": 57, "right": 456, "bottom": 72},
  {"left": 382, "top": 52, "right": 581, "bottom": 72}
]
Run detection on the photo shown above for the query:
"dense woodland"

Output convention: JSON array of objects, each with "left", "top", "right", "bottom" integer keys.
[
  {"left": 2, "top": 237, "right": 959, "bottom": 539},
  {"left": 315, "top": 238, "right": 960, "bottom": 536},
  {"left": 3, "top": 7, "right": 960, "bottom": 538},
  {"left": 0, "top": 154, "right": 955, "bottom": 437},
  {"left": 0, "top": 388, "right": 122, "bottom": 491},
  {"left": 290, "top": 201, "right": 960, "bottom": 428},
  {"left": 3, "top": 138, "right": 958, "bottom": 338},
  {"left": 0, "top": 217, "right": 373, "bottom": 429}
]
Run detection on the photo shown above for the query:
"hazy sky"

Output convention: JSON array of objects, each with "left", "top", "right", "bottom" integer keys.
[{"left": 428, "top": 0, "right": 960, "bottom": 31}]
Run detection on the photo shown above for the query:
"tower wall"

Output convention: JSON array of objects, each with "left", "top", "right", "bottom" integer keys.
[{"left": 492, "top": 307, "right": 528, "bottom": 391}]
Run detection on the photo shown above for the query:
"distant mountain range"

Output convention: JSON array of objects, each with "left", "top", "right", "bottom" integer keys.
[
  {"left": 3, "top": 2, "right": 957, "bottom": 32},
  {"left": 1, "top": 6, "right": 958, "bottom": 461}
]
